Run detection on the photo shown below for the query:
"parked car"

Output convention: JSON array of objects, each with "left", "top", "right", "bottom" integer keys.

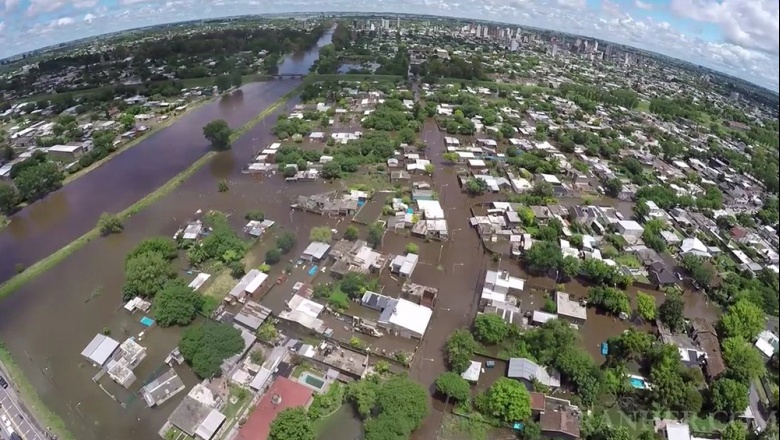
[{"left": 0, "top": 375, "right": 8, "bottom": 389}]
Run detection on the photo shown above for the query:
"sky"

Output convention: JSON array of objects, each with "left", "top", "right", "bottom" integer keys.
[{"left": 0, "top": 0, "right": 778, "bottom": 91}]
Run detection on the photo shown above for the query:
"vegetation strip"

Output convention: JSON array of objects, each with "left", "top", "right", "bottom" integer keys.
[{"left": 0, "top": 84, "right": 301, "bottom": 440}]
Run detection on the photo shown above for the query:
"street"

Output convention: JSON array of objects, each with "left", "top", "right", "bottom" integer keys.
[{"left": 0, "top": 376, "right": 46, "bottom": 440}]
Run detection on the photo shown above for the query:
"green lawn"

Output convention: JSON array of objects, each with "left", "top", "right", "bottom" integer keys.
[{"left": 615, "top": 254, "right": 641, "bottom": 268}]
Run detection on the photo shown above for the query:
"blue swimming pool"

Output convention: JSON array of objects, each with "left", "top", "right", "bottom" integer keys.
[{"left": 629, "top": 377, "right": 648, "bottom": 389}]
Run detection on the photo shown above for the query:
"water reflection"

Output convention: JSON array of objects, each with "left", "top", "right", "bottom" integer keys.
[{"left": 208, "top": 151, "right": 238, "bottom": 179}]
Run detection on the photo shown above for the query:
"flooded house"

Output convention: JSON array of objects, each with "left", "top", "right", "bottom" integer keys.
[
  {"left": 81, "top": 334, "right": 120, "bottom": 367},
  {"left": 105, "top": 337, "right": 148, "bottom": 388},
  {"left": 141, "top": 368, "right": 185, "bottom": 407},
  {"left": 278, "top": 294, "right": 329, "bottom": 335},
  {"left": 293, "top": 192, "right": 359, "bottom": 216},
  {"left": 402, "top": 282, "right": 438, "bottom": 309},
  {"left": 328, "top": 239, "right": 387, "bottom": 277},
  {"left": 233, "top": 301, "right": 273, "bottom": 333},
  {"left": 507, "top": 357, "right": 561, "bottom": 389},
  {"left": 226, "top": 269, "right": 268, "bottom": 304},
  {"left": 300, "top": 241, "right": 331, "bottom": 262},
  {"left": 411, "top": 200, "right": 449, "bottom": 241},
  {"left": 555, "top": 292, "right": 587, "bottom": 326},
  {"left": 376, "top": 297, "right": 433, "bottom": 339},
  {"left": 243, "top": 219, "right": 275, "bottom": 237},
  {"left": 166, "top": 384, "right": 225, "bottom": 440},
  {"left": 389, "top": 253, "right": 419, "bottom": 277}
]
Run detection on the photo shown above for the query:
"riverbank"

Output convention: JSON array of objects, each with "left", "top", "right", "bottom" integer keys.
[
  {"left": 62, "top": 97, "right": 214, "bottom": 186},
  {"left": 0, "top": 344, "right": 75, "bottom": 440},
  {"left": 304, "top": 73, "right": 404, "bottom": 82},
  {"left": 0, "top": 83, "right": 301, "bottom": 302}
]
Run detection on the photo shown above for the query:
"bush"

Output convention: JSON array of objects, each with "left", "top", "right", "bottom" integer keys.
[
  {"left": 405, "top": 242, "right": 419, "bottom": 254},
  {"left": 217, "top": 180, "right": 229, "bottom": 192},
  {"left": 265, "top": 248, "right": 282, "bottom": 264},
  {"left": 244, "top": 210, "right": 264, "bottom": 221},
  {"left": 229, "top": 261, "right": 246, "bottom": 278},
  {"left": 344, "top": 225, "right": 359, "bottom": 241},
  {"left": 98, "top": 212, "right": 123, "bottom": 236}
]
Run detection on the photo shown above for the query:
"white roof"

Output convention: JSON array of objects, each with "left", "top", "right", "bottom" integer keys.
[
  {"left": 617, "top": 220, "right": 644, "bottom": 232},
  {"left": 302, "top": 241, "right": 331, "bottom": 260},
  {"left": 461, "top": 361, "right": 482, "bottom": 382},
  {"left": 188, "top": 273, "right": 211, "bottom": 291},
  {"left": 531, "top": 310, "right": 558, "bottom": 324},
  {"left": 249, "top": 367, "right": 274, "bottom": 391},
  {"left": 81, "top": 334, "right": 120, "bottom": 366},
  {"left": 680, "top": 237, "right": 710, "bottom": 257},
  {"left": 468, "top": 159, "right": 486, "bottom": 167},
  {"left": 194, "top": 409, "right": 225, "bottom": 440},
  {"left": 666, "top": 423, "right": 691, "bottom": 440},
  {"left": 556, "top": 292, "right": 587, "bottom": 321},
  {"left": 245, "top": 272, "right": 269, "bottom": 293},
  {"left": 387, "top": 298, "right": 432, "bottom": 337},
  {"left": 485, "top": 270, "right": 525, "bottom": 292},
  {"left": 48, "top": 144, "right": 82, "bottom": 153},
  {"left": 539, "top": 173, "right": 561, "bottom": 184}
]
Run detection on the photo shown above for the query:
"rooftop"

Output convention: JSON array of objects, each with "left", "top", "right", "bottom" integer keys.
[
  {"left": 556, "top": 292, "right": 587, "bottom": 321},
  {"left": 507, "top": 357, "right": 561, "bottom": 387},
  {"left": 234, "top": 301, "right": 272, "bottom": 331},
  {"left": 238, "top": 377, "right": 314, "bottom": 440}
]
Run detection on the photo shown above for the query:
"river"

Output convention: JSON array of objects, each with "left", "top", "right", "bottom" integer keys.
[
  {"left": 0, "top": 28, "right": 335, "bottom": 285},
  {"left": 0, "top": 29, "right": 334, "bottom": 440}
]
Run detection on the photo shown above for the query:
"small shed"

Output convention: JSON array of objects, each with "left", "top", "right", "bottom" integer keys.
[
  {"left": 301, "top": 241, "right": 331, "bottom": 262},
  {"left": 81, "top": 334, "right": 120, "bottom": 367}
]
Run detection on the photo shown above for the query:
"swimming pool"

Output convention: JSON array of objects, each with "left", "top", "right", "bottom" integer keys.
[
  {"left": 629, "top": 376, "right": 649, "bottom": 389},
  {"left": 300, "top": 372, "right": 326, "bottom": 390}
]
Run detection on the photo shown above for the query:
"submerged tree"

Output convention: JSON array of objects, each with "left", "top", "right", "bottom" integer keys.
[{"left": 203, "top": 119, "right": 232, "bottom": 150}]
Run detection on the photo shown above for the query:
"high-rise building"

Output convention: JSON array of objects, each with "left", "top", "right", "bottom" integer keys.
[
  {"left": 510, "top": 39, "right": 519, "bottom": 52},
  {"left": 593, "top": 41, "right": 598, "bottom": 52},
  {"left": 397, "top": 17, "right": 400, "bottom": 29},
  {"left": 624, "top": 53, "right": 630, "bottom": 66},
  {"left": 551, "top": 44, "right": 558, "bottom": 58}
]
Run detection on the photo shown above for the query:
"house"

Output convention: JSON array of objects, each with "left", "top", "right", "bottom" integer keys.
[
  {"left": 47, "top": 144, "right": 84, "bottom": 160},
  {"left": 507, "top": 357, "right": 561, "bottom": 389},
  {"left": 615, "top": 220, "right": 644, "bottom": 243},
  {"left": 361, "top": 291, "right": 396, "bottom": 312},
  {"left": 690, "top": 318, "right": 726, "bottom": 380},
  {"left": 301, "top": 241, "right": 331, "bottom": 262},
  {"left": 461, "top": 361, "right": 482, "bottom": 383},
  {"left": 663, "top": 422, "right": 692, "bottom": 440},
  {"left": 680, "top": 237, "right": 711, "bottom": 258},
  {"left": 234, "top": 301, "right": 272, "bottom": 332},
  {"left": 377, "top": 298, "right": 433, "bottom": 339},
  {"left": 755, "top": 330, "right": 779, "bottom": 358},
  {"left": 540, "top": 410, "right": 581, "bottom": 440},
  {"left": 556, "top": 292, "right": 587, "bottom": 325},
  {"left": 227, "top": 270, "right": 268, "bottom": 303},
  {"left": 329, "top": 239, "right": 386, "bottom": 276},
  {"left": 529, "top": 392, "right": 546, "bottom": 415},
  {"left": 141, "top": 368, "right": 185, "bottom": 407},
  {"left": 390, "top": 253, "right": 419, "bottom": 277},
  {"left": 238, "top": 377, "right": 314, "bottom": 440},
  {"left": 648, "top": 261, "right": 678, "bottom": 286},
  {"left": 81, "top": 334, "right": 120, "bottom": 367},
  {"left": 106, "top": 337, "right": 148, "bottom": 388},
  {"left": 168, "top": 384, "right": 225, "bottom": 440}
]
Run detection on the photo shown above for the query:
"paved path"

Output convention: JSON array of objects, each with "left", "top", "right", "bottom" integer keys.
[{"left": 0, "top": 370, "right": 48, "bottom": 440}]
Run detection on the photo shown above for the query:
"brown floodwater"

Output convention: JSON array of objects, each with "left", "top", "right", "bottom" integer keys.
[
  {"left": 0, "top": 28, "right": 335, "bottom": 284},
  {"left": 0, "top": 31, "right": 337, "bottom": 440}
]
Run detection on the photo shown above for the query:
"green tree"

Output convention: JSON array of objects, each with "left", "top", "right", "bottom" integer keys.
[
  {"left": 435, "top": 372, "right": 472, "bottom": 402},
  {"left": 476, "top": 377, "right": 532, "bottom": 423},
  {"left": 215, "top": 75, "right": 232, "bottom": 92},
  {"left": 154, "top": 281, "right": 203, "bottom": 327},
  {"left": 256, "top": 321, "right": 277, "bottom": 341},
  {"left": 446, "top": 329, "right": 477, "bottom": 373},
  {"left": 346, "top": 376, "right": 381, "bottom": 418},
  {"left": 367, "top": 222, "right": 385, "bottom": 248},
  {"left": 722, "top": 422, "right": 748, "bottom": 440},
  {"left": 560, "top": 255, "right": 581, "bottom": 279},
  {"left": 202, "top": 119, "right": 232, "bottom": 151},
  {"left": 710, "top": 377, "right": 749, "bottom": 413},
  {"left": 244, "top": 210, "right": 264, "bottom": 221},
  {"left": 720, "top": 298, "right": 765, "bottom": 340},
  {"left": 276, "top": 232, "right": 297, "bottom": 253},
  {"left": 636, "top": 292, "right": 657, "bottom": 321},
  {"left": 465, "top": 178, "right": 488, "bottom": 195},
  {"left": 179, "top": 322, "right": 244, "bottom": 378},
  {"left": 268, "top": 407, "right": 315, "bottom": 440},
  {"left": 119, "top": 113, "right": 135, "bottom": 130},
  {"left": 443, "top": 152, "right": 459, "bottom": 164},
  {"left": 14, "top": 161, "right": 64, "bottom": 202},
  {"left": 230, "top": 71, "right": 243, "bottom": 88},
  {"left": 474, "top": 313, "right": 509, "bottom": 344},
  {"left": 722, "top": 337, "right": 766, "bottom": 383},
  {"left": 398, "top": 127, "right": 416, "bottom": 144},
  {"left": 659, "top": 290, "right": 685, "bottom": 333},
  {"left": 127, "top": 236, "right": 179, "bottom": 262},
  {"left": 405, "top": 242, "right": 419, "bottom": 254},
  {"left": 605, "top": 178, "right": 623, "bottom": 198},
  {"left": 309, "top": 226, "right": 333, "bottom": 243},
  {"left": 97, "top": 212, "right": 123, "bottom": 236},
  {"left": 589, "top": 286, "right": 630, "bottom": 316},
  {"left": 344, "top": 225, "right": 359, "bottom": 241},
  {"left": 265, "top": 248, "right": 282, "bottom": 264},
  {"left": 523, "top": 241, "right": 563, "bottom": 275},
  {"left": 0, "top": 183, "right": 19, "bottom": 215},
  {"left": 321, "top": 161, "right": 341, "bottom": 179},
  {"left": 122, "top": 251, "right": 175, "bottom": 299}
]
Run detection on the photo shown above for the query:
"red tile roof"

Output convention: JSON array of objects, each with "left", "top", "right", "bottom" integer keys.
[
  {"left": 529, "top": 392, "right": 546, "bottom": 412},
  {"left": 238, "top": 376, "right": 314, "bottom": 440}
]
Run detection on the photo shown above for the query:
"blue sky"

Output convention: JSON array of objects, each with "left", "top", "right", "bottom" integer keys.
[{"left": 0, "top": 0, "right": 778, "bottom": 91}]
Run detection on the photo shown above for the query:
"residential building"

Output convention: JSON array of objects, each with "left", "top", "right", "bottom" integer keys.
[
  {"left": 390, "top": 253, "right": 419, "bottom": 277},
  {"left": 377, "top": 298, "right": 433, "bottom": 339},
  {"left": 168, "top": 384, "right": 224, "bottom": 439},
  {"left": 227, "top": 269, "right": 268, "bottom": 303},
  {"left": 238, "top": 377, "right": 314, "bottom": 440},
  {"left": 690, "top": 318, "right": 726, "bottom": 380},
  {"left": 556, "top": 292, "right": 587, "bottom": 325},
  {"left": 301, "top": 241, "right": 331, "bottom": 262},
  {"left": 680, "top": 237, "right": 711, "bottom": 258},
  {"left": 540, "top": 410, "right": 581, "bottom": 440},
  {"left": 141, "top": 368, "right": 185, "bottom": 407},
  {"left": 233, "top": 301, "right": 272, "bottom": 333},
  {"left": 507, "top": 357, "right": 561, "bottom": 389},
  {"left": 615, "top": 220, "right": 644, "bottom": 243},
  {"left": 80, "top": 334, "right": 120, "bottom": 367}
]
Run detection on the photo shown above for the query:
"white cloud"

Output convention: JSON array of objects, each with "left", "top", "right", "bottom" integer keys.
[
  {"left": 602, "top": 0, "right": 622, "bottom": 16},
  {"left": 634, "top": 0, "right": 653, "bottom": 9},
  {"left": 84, "top": 13, "right": 95, "bottom": 22},
  {"left": 26, "top": 0, "right": 67, "bottom": 15},
  {"left": 669, "top": 0, "right": 779, "bottom": 55},
  {"left": 555, "top": 0, "right": 586, "bottom": 9},
  {"left": 4, "top": 0, "right": 20, "bottom": 12},
  {"left": 74, "top": 0, "right": 99, "bottom": 8},
  {"left": 55, "top": 17, "right": 76, "bottom": 26}
]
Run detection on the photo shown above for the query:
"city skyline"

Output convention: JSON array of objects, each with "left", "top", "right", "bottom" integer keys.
[{"left": 0, "top": 0, "right": 778, "bottom": 91}]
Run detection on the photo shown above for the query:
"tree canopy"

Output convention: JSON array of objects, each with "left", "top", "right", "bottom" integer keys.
[
  {"left": 446, "top": 329, "right": 478, "bottom": 374},
  {"left": 636, "top": 292, "right": 657, "bottom": 321},
  {"left": 153, "top": 281, "right": 203, "bottom": 327},
  {"left": 721, "top": 337, "right": 766, "bottom": 384},
  {"left": 122, "top": 251, "right": 176, "bottom": 299},
  {"left": 179, "top": 322, "right": 245, "bottom": 378},
  {"left": 476, "top": 377, "right": 532, "bottom": 423},
  {"left": 658, "top": 291, "right": 686, "bottom": 333},
  {"left": 435, "top": 372, "right": 472, "bottom": 402},
  {"left": 474, "top": 313, "right": 510, "bottom": 345},
  {"left": 349, "top": 375, "right": 429, "bottom": 440},
  {"left": 523, "top": 240, "right": 563, "bottom": 275},
  {"left": 720, "top": 299, "right": 765, "bottom": 341},
  {"left": 202, "top": 119, "right": 232, "bottom": 150},
  {"left": 268, "top": 407, "right": 315, "bottom": 440},
  {"left": 709, "top": 377, "right": 749, "bottom": 414}
]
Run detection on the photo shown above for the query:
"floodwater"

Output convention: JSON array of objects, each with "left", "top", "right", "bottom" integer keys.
[
  {"left": 0, "top": 30, "right": 336, "bottom": 440},
  {"left": 317, "top": 404, "right": 364, "bottom": 440},
  {"left": 0, "top": 28, "right": 335, "bottom": 284}
]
